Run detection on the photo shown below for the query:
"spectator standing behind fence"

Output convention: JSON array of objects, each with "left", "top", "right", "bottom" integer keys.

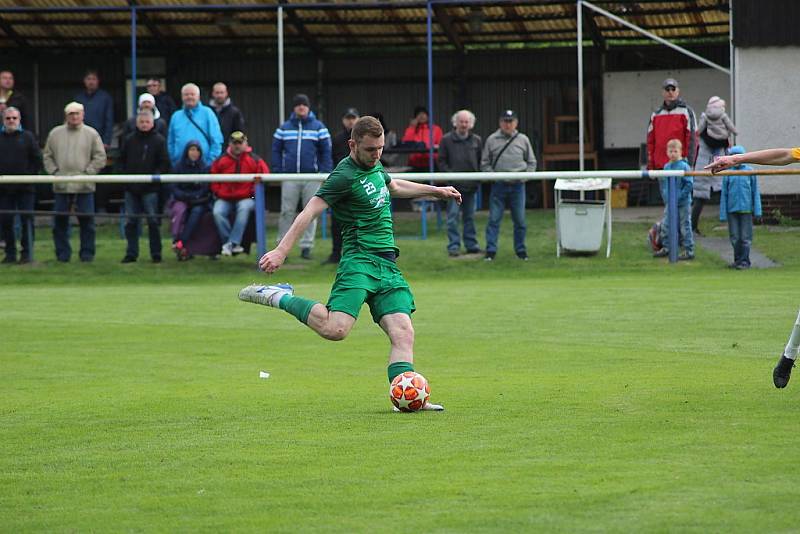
[
  {"left": 146, "top": 78, "right": 177, "bottom": 126},
  {"left": 693, "top": 96, "right": 737, "bottom": 234},
  {"left": 118, "top": 109, "right": 171, "bottom": 264},
  {"left": 0, "top": 70, "right": 31, "bottom": 132},
  {"left": 0, "top": 107, "right": 41, "bottom": 264},
  {"left": 272, "top": 93, "right": 332, "bottom": 260},
  {"left": 439, "top": 109, "right": 482, "bottom": 257},
  {"left": 210, "top": 82, "right": 245, "bottom": 144},
  {"left": 75, "top": 70, "right": 114, "bottom": 149},
  {"left": 121, "top": 93, "right": 167, "bottom": 145},
  {"left": 169, "top": 140, "right": 211, "bottom": 261},
  {"left": 168, "top": 83, "right": 223, "bottom": 168},
  {"left": 720, "top": 145, "right": 761, "bottom": 270},
  {"left": 402, "top": 105, "right": 443, "bottom": 172},
  {"left": 325, "top": 107, "right": 359, "bottom": 265},
  {"left": 646, "top": 78, "right": 697, "bottom": 172},
  {"left": 481, "top": 109, "right": 536, "bottom": 262},
  {"left": 211, "top": 131, "right": 268, "bottom": 257},
  {"left": 654, "top": 139, "right": 694, "bottom": 261},
  {"left": 43, "top": 102, "right": 106, "bottom": 263}
]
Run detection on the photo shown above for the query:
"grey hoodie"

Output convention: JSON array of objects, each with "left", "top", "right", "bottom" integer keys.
[{"left": 480, "top": 129, "right": 536, "bottom": 175}]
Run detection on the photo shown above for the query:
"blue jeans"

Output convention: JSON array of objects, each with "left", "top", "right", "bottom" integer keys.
[
  {"left": 180, "top": 204, "right": 208, "bottom": 243},
  {"left": 446, "top": 191, "right": 478, "bottom": 252},
  {"left": 0, "top": 191, "right": 35, "bottom": 260},
  {"left": 124, "top": 191, "right": 162, "bottom": 259},
  {"left": 485, "top": 182, "right": 526, "bottom": 255},
  {"left": 727, "top": 212, "right": 753, "bottom": 266},
  {"left": 661, "top": 202, "right": 694, "bottom": 255},
  {"left": 213, "top": 198, "right": 254, "bottom": 246},
  {"left": 53, "top": 193, "right": 95, "bottom": 261}
]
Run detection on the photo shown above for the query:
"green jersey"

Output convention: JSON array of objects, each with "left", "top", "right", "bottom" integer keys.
[{"left": 315, "top": 156, "right": 397, "bottom": 256}]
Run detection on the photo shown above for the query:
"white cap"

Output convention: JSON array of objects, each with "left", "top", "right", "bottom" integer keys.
[
  {"left": 138, "top": 93, "right": 156, "bottom": 106},
  {"left": 64, "top": 101, "right": 84, "bottom": 114}
]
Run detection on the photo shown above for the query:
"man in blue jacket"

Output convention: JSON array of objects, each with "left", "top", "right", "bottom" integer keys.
[
  {"left": 272, "top": 93, "right": 332, "bottom": 260},
  {"left": 167, "top": 83, "right": 223, "bottom": 168},
  {"left": 75, "top": 70, "right": 114, "bottom": 148}
]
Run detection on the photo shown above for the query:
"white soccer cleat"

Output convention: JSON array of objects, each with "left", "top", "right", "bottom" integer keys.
[
  {"left": 238, "top": 283, "right": 294, "bottom": 308},
  {"left": 393, "top": 401, "right": 444, "bottom": 412}
]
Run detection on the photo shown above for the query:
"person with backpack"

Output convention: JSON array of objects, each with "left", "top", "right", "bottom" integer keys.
[
  {"left": 167, "top": 83, "right": 223, "bottom": 168},
  {"left": 480, "top": 109, "right": 536, "bottom": 261},
  {"left": 211, "top": 131, "right": 268, "bottom": 256}
]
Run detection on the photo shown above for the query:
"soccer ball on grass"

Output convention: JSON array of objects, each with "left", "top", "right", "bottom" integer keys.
[{"left": 389, "top": 371, "right": 430, "bottom": 412}]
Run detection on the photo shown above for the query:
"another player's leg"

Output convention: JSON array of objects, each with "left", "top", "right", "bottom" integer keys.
[
  {"left": 774, "top": 308, "right": 800, "bottom": 388},
  {"left": 379, "top": 312, "right": 443, "bottom": 411}
]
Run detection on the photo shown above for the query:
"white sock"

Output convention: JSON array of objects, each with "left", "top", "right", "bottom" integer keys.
[{"left": 783, "top": 308, "right": 800, "bottom": 360}]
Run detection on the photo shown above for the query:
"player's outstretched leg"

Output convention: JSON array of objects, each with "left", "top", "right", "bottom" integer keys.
[
  {"left": 774, "top": 309, "right": 800, "bottom": 388},
  {"left": 380, "top": 313, "right": 444, "bottom": 412}
]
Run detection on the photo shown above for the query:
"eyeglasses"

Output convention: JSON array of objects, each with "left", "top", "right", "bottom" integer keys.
[{"left": 664, "top": 86, "right": 678, "bottom": 92}]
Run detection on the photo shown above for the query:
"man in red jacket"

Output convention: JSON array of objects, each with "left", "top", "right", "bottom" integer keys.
[
  {"left": 646, "top": 78, "right": 697, "bottom": 170},
  {"left": 402, "top": 105, "right": 443, "bottom": 171},
  {"left": 210, "top": 131, "right": 268, "bottom": 256}
]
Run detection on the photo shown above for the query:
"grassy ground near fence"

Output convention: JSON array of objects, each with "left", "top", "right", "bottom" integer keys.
[{"left": 3, "top": 211, "right": 800, "bottom": 531}]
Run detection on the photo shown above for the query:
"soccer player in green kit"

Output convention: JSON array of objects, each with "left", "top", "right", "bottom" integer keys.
[{"left": 239, "top": 116, "right": 461, "bottom": 410}]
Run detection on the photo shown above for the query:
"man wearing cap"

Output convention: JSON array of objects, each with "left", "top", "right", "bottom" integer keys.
[
  {"left": 74, "top": 70, "right": 114, "bottom": 149},
  {"left": 271, "top": 93, "right": 332, "bottom": 260},
  {"left": 43, "top": 101, "right": 107, "bottom": 262},
  {"left": 481, "top": 109, "right": 536, "bottom": 261},
  {"left": 146, "top": 78, "right": 177, "bottom": 126},
  {"left": 210, "top": 82, "right": 245, "bottom": 144},
  {"left": 120, "top": 93, "right": 167, "bottom": 144},
  {"left": 646, "top": 78, "right": 697, "bottom": 171},
  {"left": 168, "top": 83, "right": 224, "bottom": 168},
  {"left": 402, "top": 105, "right": 443, "bottom": 172},
  {"left": 0, "top": 106, "right": 41, "bottom": 264},
  {"left": 211, "top": 131, "right": 269, "bottom": 257},
  {"left": 325, "top": 107, "right": 360, "bottom": 264}
]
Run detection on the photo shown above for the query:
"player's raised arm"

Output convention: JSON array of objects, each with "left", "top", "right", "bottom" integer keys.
[
  {"left": 259, "top": 195, "right": 329, "bottom": 273},
  {"left": 388, "top": 178, "right": 462, "bottom": 204},
  {"left": 705, "top": 148, "right": 799, "bottom": 173}
]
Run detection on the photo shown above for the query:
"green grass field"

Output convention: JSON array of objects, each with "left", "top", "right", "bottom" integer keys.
[{"left": 3, "top": 211, "right": 800, "bottom": 531}]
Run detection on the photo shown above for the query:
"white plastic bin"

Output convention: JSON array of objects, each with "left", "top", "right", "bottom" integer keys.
[{"left": 554, "top": 179, "right": 612, "bottom": 257}]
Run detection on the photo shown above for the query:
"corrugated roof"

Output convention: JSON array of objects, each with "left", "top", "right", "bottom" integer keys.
[{"left": 0, "top": 0, "right": 730, "bottom": 50}]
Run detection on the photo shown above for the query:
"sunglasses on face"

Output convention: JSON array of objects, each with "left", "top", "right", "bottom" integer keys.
[
  {"left": 664, "top": 86, "right": 677, "bottom": 92},
  {"left": 231, "top": 139, "right": 244, "bottom": 144}
]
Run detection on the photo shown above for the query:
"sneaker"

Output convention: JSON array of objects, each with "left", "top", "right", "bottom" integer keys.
[
  {"left": 677, "top": 253, "right": 694, "bottom": 261},
  {"left": 238, "top": 283, "right": 294, "bottom": 308},
  {"left": 221, "top": 242, "right": 233, "bottom": 256},
  {"left": 152, "top": 255, "right": 162, "bottom": 264},
  {"left": 735, "top": 263, "right": 750, "bottom": 270},
  {"left": 466, "top": 248, "right": 482, "bottom": 255},
  {"left": 517, "top": 252, "right": 529, "bottom": 261},
  {"left": 393, "top": 401, "right": 445, "bottom": 412},
  {"left": 484, "top": 252, "right": 496, "bottom": 262},
  {"left": 300, "top": 247, "right": 312, "bottom": 260},
  {"left": 121, "top": 256, "right": 136, "bottom": 263},
  {"left": 653, "top": 248, "right": 669, "bottom": 258},
  {"left": 774, "top": 355, "right": 795, "bottom": 388},
  {"left": 231, "top": 244, "right": 245, "bottom": 255},
  {"left": 448, "top": 250, "right": 460, "bottom": 257}
]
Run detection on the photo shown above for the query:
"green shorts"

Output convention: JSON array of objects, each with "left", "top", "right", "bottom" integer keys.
[{"left": 326, "top": 252, "right": 416, "bottom": 324}]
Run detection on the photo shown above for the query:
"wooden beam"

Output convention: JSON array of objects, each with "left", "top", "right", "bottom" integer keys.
[
  {"left": 432, "top": 5, "right": 464, "bottom": 54},
  {"left": 582, "top": 8, "right": 607, "bottom": 51}
]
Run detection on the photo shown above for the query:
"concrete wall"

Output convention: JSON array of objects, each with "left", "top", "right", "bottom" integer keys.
[{"left": 735, "top": 46, "right": 800, "bottom": 194}]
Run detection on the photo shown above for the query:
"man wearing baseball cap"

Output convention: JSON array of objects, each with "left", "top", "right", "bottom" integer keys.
[
  {"left": 646, "top": 78, "right": 697, "bottom": 171},
  {"left": 42, "top": 101, "right": 107, "bottom": 262}
]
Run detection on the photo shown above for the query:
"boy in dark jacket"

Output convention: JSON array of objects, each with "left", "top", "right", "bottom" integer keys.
[
  {"left": 169, "top": 140, "right": 211, "bottom": 260},
  {"left": 118, "top": 109, "right": 171, "bottom": 263},
  {"left": 719, "top": 145, "right": 761, "bottom": 270},
  {"left": 212, "top": 131, "right": 269, "bottom": 256}
]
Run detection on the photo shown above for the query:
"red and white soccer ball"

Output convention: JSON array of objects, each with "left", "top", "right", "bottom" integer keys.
[{"left": 389, "top": 371, "right": 430, "bottom": 412}]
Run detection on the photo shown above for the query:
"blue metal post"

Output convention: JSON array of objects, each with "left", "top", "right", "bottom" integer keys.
[
  {"left": 130, "top": 4, "right": 137, "bottom": 117},
  {"left": 255, "top": 178, "right": 266, "bottom": 259},
  {"left": 421, "top": 0, "right": 434, "bottom": 240},
  {"left": 668, "top": 176, "right": 679, "bottom": 264}
]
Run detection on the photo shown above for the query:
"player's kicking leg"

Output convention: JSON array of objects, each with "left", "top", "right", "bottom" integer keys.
[
  {"left": 238, "top": 283, "right": 356, "bottom": 340},
  {"left": 379, "top": 312, "right": 444, "bottom": 411},
  {"left": 774, "top": 308, "right": 800, "bottom": 388}
]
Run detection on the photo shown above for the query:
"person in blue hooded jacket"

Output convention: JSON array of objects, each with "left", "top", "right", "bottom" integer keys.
[
  {"left": 167, "top": 83, "right": 223, "bottom": 168},
  {"left": 271, "top": 93, "right": 332, "bottom": 260},
  {"left": 654, "top": 138, "right": 694, "bottom": 260},
  {"left": 168, "top": 140, "right": 211, "bottom": 260},
  {"left": 719, "top": 145, "right": 761, "bottom": 270}
]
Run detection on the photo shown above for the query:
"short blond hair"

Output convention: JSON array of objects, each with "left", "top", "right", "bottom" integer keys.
[
  {"left": 666, "top": 139, "right": 682, "bottom": 150},
  {"left": 351, "top": 116, "right": 384, "bottom": 143}
]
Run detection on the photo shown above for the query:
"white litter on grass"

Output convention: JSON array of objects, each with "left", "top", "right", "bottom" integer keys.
[{"left": 259, "top": 371, "right": 270, "bottom": 379}]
